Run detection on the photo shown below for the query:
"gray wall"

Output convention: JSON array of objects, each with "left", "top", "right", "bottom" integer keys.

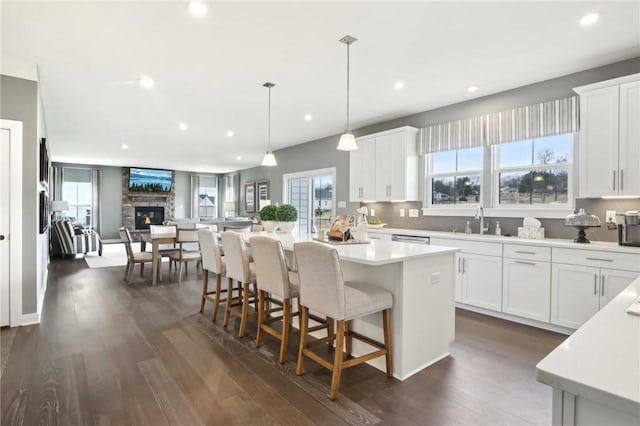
[
  {"left": 239, "top": 57, "right": 640, "bottom": 241},
  {"left": 1, "top": 75, "right": 40, "bottom": 314}
]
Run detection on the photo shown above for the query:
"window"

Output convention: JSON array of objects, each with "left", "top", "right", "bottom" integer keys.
[
  {"left": 495, "top": 134, "right": 572, "bottom": 206},
  {"left": 283, "top": 168, "right": 335, "bottom": 234},
  {"left": 429, "top": 147, "right": 483, "bottom": 205},
  {"left": 62, "top": 168, "right": 92, "bottom": 226},
  {"left": 197, "top": 176, "right": 218, "bottom": 219}
]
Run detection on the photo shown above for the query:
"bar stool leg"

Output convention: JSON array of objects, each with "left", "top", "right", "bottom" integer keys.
[
  {"left": 256, "top": 290, "right": 265, "bottom": 347},
  {"left": 345, "top": 320, "right": 352, "bottom": 357},
  {"left": 279, "top": 298, "right": 291, "bottom": 364},
  {"left": 383, "top": 308, "right": 393, "bottom": 378},
  {"left": 212, "top": 273, "right": 222, "bottom": 322},
  {"left": 223, "top": 277, "right": 233, "bottom": 327},
  {"left": 329, "top": 320, "right": 345, "bottom": 400},
  {"left": 326, "top": 316, "right": 335, "bottom": 351},
  {"left": 296, "top": 306, "right": 309, "bottom": 375},
  {"left": 238, "top": 281, "right": 250, "bottom": 337},
  {"left": 200, "top": 270, "right": 209, "bottom": 313}
]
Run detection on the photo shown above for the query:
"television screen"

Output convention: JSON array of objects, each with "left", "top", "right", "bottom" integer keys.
[{"left": 128, "top": 167, "right": 173, "bottom": 192}]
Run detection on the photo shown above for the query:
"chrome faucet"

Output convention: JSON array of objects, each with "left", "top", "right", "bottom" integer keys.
[{"left": 474, "top": 205, "right": 489, "bottom": 235}]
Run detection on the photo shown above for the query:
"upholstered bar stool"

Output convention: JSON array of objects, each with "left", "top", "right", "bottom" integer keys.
[
  {"left": 250, "top": 236, "right": 301, "bottom": 363},
  {"left": 197, "top": 229, "right": 228, "bottom": 321},
  {"left": 220, "top": 231, "right": 258, "bottom": 337},
  {"left": 294, "top": 241, "right": 393, "bottom": 401}
]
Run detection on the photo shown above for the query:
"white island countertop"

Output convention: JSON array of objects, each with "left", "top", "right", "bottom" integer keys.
[
  {"left": 258, "top": 232, "right": 459, "bottom": 266},
  {"left": 536, "top": 277, "right": 640, "bottom": 416}
]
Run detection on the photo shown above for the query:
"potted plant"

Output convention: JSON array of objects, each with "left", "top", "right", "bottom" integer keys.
[
  {"left": 276, "top": 204, "right": 298, "bottom": 233},
  {"left": 259, "top": 205, "right": 279, "bottom": 232}
]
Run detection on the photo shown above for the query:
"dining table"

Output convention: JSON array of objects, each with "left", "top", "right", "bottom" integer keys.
[{"left": 139, "top": 232, "right": 177, "bottom": 286}]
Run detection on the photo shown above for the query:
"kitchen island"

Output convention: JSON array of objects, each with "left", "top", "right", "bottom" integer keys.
[
  {"left": 536, "top": 277, "right": 640, "bottom": 426},
  {"left": 262, "top": 233, "right": 459, "bottom": 380}
]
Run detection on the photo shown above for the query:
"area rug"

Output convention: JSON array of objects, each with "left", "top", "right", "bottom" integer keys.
[{"left": 84, "top": 243, "right": 169, "bottom": 268}]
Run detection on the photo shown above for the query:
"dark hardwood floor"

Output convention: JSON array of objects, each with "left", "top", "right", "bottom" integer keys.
[{"left": 1, "top": 257, "right": 566, "bottom": 425}]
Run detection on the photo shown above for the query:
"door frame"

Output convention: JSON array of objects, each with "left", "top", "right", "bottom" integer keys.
[
  {"left": 1, "top": 119, "right": 23, "bottom": 327},
  {"left": 282, "top": 167, "right": 336, "bottom": 233}
]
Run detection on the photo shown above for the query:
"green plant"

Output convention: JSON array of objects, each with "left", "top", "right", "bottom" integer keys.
[
  {"left": 259, "top": 205, "right": 278, "bottom": 221},
  {"left": 276, "top": 204, "right": 297, "bottom": 222}
]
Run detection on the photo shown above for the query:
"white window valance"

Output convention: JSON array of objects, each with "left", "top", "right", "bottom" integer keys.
[{"left": 418, "top": 95, "right": 579, "bottom": 154}]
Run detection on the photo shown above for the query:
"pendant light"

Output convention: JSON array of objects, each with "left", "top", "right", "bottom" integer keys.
[
  {"left": 337, "top": 35, "right": 358, "bottom": 151},
  {"left": 261, "top": 82, "right": 277, "bottom": 166}
]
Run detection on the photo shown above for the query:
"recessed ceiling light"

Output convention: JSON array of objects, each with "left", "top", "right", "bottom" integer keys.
[
  {"left": 236, "top": 155, "right": 242, "bottom": 161},
  {"left": 304, "top": 114, "right": 313, "bottom": 121},
  {"left": 226, "top": 130, "right": 234, "bottom": 137},
  {"left": 121, "top": 144, "right": 129, "bottom": 150},
  {"left": 188, "top": 1, "right": 208, "bottom": 18},
  {"left": 394, "top": 81, "right": 404, "bottom": 90},
  {"left": 580, "top": 12, "right": 600, "bottom": 26},
  {"left": 138, "top": 75, "right": 154, "bottom": 89},
  {"left": 178, "top": 122, "right": 188, "bottom": 131},
  {"left": 467, "top": 85, "right": 479, "bottom": 93}
]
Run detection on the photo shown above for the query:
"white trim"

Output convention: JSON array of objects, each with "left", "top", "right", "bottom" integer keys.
[
  {"left": 282, "top": 167, "right": 337, "bottom": 233},
  {"left": 421, "top": 206, "right": 573, "bottom": 219},
  {"left": 0, "top": 56, "right": 38, "bottom": 81},
  {"left": 355, "top": 125, "right": 418, "bottom": 140},
  {"left": 573, "top": 73, "right": 640, "bottom": 94},
  {"left": 1, "top": 120, "right": 24, "bottom": 327}
]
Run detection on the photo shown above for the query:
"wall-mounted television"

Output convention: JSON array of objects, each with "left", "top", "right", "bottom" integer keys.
[{"left": 128, "top": 167, "right": 173, "bottom": 192}]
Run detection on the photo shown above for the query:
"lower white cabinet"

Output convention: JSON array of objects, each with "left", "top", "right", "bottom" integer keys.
[
  {"left": 458, "top": 253, "right": 502, "bottom": 312},
  {"left": 551, "top": 264, "right": 638, "bottom": 329},
  {"left": 367, "top": 231, "right": 392, "bottom": 241},
  {"left": 502, "top": 258, "right": 551, "bottom": 322}
]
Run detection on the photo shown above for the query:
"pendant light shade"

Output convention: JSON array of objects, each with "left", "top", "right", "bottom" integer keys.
[
  {"left": 261, "top": 82, "right": 277, "bottom": 166},
  {"left": 337, "top": 35, "right": 358, "bottom": 151}
]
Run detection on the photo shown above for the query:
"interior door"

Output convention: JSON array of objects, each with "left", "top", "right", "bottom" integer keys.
[{"left": 1, "top": 128, "right": 11, "bottom": 326}]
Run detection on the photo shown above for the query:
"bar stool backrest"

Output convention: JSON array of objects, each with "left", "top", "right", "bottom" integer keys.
[
  {"left": 221, "top": 231, "right": 251, "bottom": 283},
  {"left": 250, "top": 236, "right": 291, "bottom": 298},
  {"left": 223, "top": 225, "right": 251, "bottom": 233},
  {"left": 294, "top": 242, "right": 345, "bottom": 320},
  {"left": 198, "top": 229, "right": 223, "bottom": 274}
]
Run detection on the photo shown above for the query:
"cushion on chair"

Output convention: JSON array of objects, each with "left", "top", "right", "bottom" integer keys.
[
  {"left": 343, "top": 281, "right": 393, "bottom": 321},
  {"left": 132, "top": 251, "right": 154, "bottom": 262}
]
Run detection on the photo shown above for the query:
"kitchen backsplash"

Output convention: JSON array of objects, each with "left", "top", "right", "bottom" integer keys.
[{"left": 362, "top": 198, "right": 640, "bottom": 242}]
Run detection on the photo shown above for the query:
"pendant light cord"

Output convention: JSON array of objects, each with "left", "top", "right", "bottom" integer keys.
[
  {"left": 268, "top": 85, "right": 272, "bottom": 152},
  {"left": 346, "top": 41, "right": 350, "bottom": 133}
]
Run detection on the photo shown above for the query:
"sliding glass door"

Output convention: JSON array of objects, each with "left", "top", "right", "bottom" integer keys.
[{"left": 284, "top": 168, "right": 335, "bottom": 234}]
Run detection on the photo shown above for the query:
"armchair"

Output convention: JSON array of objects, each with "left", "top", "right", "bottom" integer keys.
[{"left": 52, "top": 219, "right": 103, "bottom": 257}]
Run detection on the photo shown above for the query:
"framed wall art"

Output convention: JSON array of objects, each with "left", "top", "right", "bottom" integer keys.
[
  {"left": 244, "top": 182, "right": 256, "bottom": 213},
  {"left": 257, "top": 180, "right": 269, "bottom": 210}
]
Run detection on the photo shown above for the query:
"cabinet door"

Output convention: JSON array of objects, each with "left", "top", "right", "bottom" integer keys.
[
  {"left": 349, "top": 146, "right": 363, "bottom": 202},
  {"left": 388, "top": 131, "right": 408, "bottom": 200},
  {"left": 460, "top": 253, "right": 502, "bottom": 311},
  {"left": 600, "top": 268, "right": 638, "bottom": 308},
  {"left": 374, "top": 134, "right": 392, "bottom": 201},
  {"left": 551, "top": 263, "right": 600, "bottom": 329},
  {"left": 361, "top": 138, "right": 376, "bottom": 201},
  {"left": 502, "top": 258, "right": 551, "bottom": 322},
  {"left": 618, "top": 81, "right": 640, "bottom": 196},
  {"left": 367, "top": 231, "right": 392, "bottom": 241},
  {"left": 579, "top": 85, "right": 620, "bottom": 197}
]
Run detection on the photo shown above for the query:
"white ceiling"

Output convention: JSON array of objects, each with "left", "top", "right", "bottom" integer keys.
[{"left": 2, "top": 1, "right": 639, "bottom": 173}]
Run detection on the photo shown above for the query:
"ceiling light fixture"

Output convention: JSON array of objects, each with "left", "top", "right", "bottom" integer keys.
[
  {"left": 178, "top": 122, "right": 188, "bottom": 131},
  {"left": 226, "top": 130, "right": 234, "bottom": 137},
  {"left": 304, "top": 114, "right": 313, "bottom": 121},
  {"left": 261, "top": 82, "right": 277, "bottom": 167},
  {"left": 580, "top": 12, "right": 600, "bottom": 26},
  {"left": 121, "top": 144, "right": 129, "bottom": 150},
  {"left": 236, "top": 155, "right": 242, "bottom": 161},
  {"left": 139, "top": 75, "right": 154, "bottom": 89},
  {"left": 337, "top": 35, "right": 358, "bottom": 151},
  {"left": 188, "top": 1, "right": 208, "bottom": 18},
  {"left": 467, "top": 85, "right": 479, "bottom": 93},
  {"left": 394, "top": 81, "right": 404, "bottom": 90}
]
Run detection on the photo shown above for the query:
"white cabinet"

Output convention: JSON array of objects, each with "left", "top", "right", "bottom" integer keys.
[
  {"left": 502, "top": 245, "right": 551, "bottom": 322},
  {"left": 349, "top": 127, "right": 418, "bottom": 202},
  {"left": 551, "top": 248, "right": 639, "bottom": 329},
  {"left": 575, "top": 75, "right": 640, "bottom": 197},
  {"left": 349, "top": 136, "right": 376, "bottom": 202},
  {"left": 367, "top": 231, "right": 392, "bottom": 241},
  {"left": 431, "top": 237, "right": 502, "bottom": 311}
]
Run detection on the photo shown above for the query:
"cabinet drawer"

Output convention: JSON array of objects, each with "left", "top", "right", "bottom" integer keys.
[
  {"left": 430, "top": 238, "right": 502, "bottom": 257},
  {"left": 553, "top": 248, "right": 640, "bottom": 272},
  {"left": 504, "top": 244, "right": 551, "bottom": 262}
]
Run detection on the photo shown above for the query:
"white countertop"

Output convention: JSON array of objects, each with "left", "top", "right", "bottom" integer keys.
[
  {"left": 250, "top": 232, "right": 459, "bottom": 266},
  {"left": 368, "top": 227, "right": 640, "bottom": 254},
  {"left": 536, "top": 277, "right": 640, "bottom": 415}
]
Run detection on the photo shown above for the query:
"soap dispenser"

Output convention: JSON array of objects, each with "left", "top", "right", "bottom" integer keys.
[{"left": 465, "top": 221, "right": 472, "bottom": 234}]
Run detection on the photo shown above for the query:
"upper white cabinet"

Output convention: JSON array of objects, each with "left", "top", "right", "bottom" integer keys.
[
  {"left": 349, "top": 127, "right": 418, "bottom": 202},
  {"left": 574, "top": 74, "right": 640, "bottom": 197},
  {"left": 349, "top": 136, "right": 376, "bottom": 202}
]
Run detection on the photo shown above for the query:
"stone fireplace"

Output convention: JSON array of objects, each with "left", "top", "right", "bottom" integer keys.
[{"left": 122, "top": 168, "right": 175, "bottom": 232}]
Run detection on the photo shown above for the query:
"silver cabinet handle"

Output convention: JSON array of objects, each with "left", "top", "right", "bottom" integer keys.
[
  {"left": 462, "top": 258, "right": 466, "bottom": 274},
  {"left": 586, "top": 257, "right": 613, "bottom": 262},
  {"left": 457, "top": 257, "right": 461, "bottom": 273},
  {"left": 613, "top": 170, "right": 616, "bottom": 190},
  {"left": 593, "top": 274, "right": 598, "bottom": 295},
  {"left": 515, "top": 260, "right": 536, "bottom": 266},
  {"left": 601, "top": 275, "right": 605, "bottom": 296},
  {"left": 621, "top": 169, "right": 624, "bottom": 191},
  {"left": 369, "top": 236, "right": 380, "bottom": 240},
  {"left": 514, "top": 250, "right": 536, "bottom": 255}
]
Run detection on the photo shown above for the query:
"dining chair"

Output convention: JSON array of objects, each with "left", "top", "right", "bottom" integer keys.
[
  {"left": 119, "top": 227, "right": 154, "bottom": 284},
  {"left": 223, "top": 225, "right": 252, "bottom": 233},
  {"left": 250, "top": 236, "right": 300, "bottom": 363},
  {"left": 294, "top": 241, "right": 393, "bottom": 400},
  {"left": 220, "top": 231, "right": 258, "bottom": 337},
  {"left": 149, "top": 224, "right": 179, "bottom": 274},
  {"left": 197, "top": 229, "right": 228, "bottom": 322},
  {"left": 167, "top": 228, "right": 202, "bottom": 284}
]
